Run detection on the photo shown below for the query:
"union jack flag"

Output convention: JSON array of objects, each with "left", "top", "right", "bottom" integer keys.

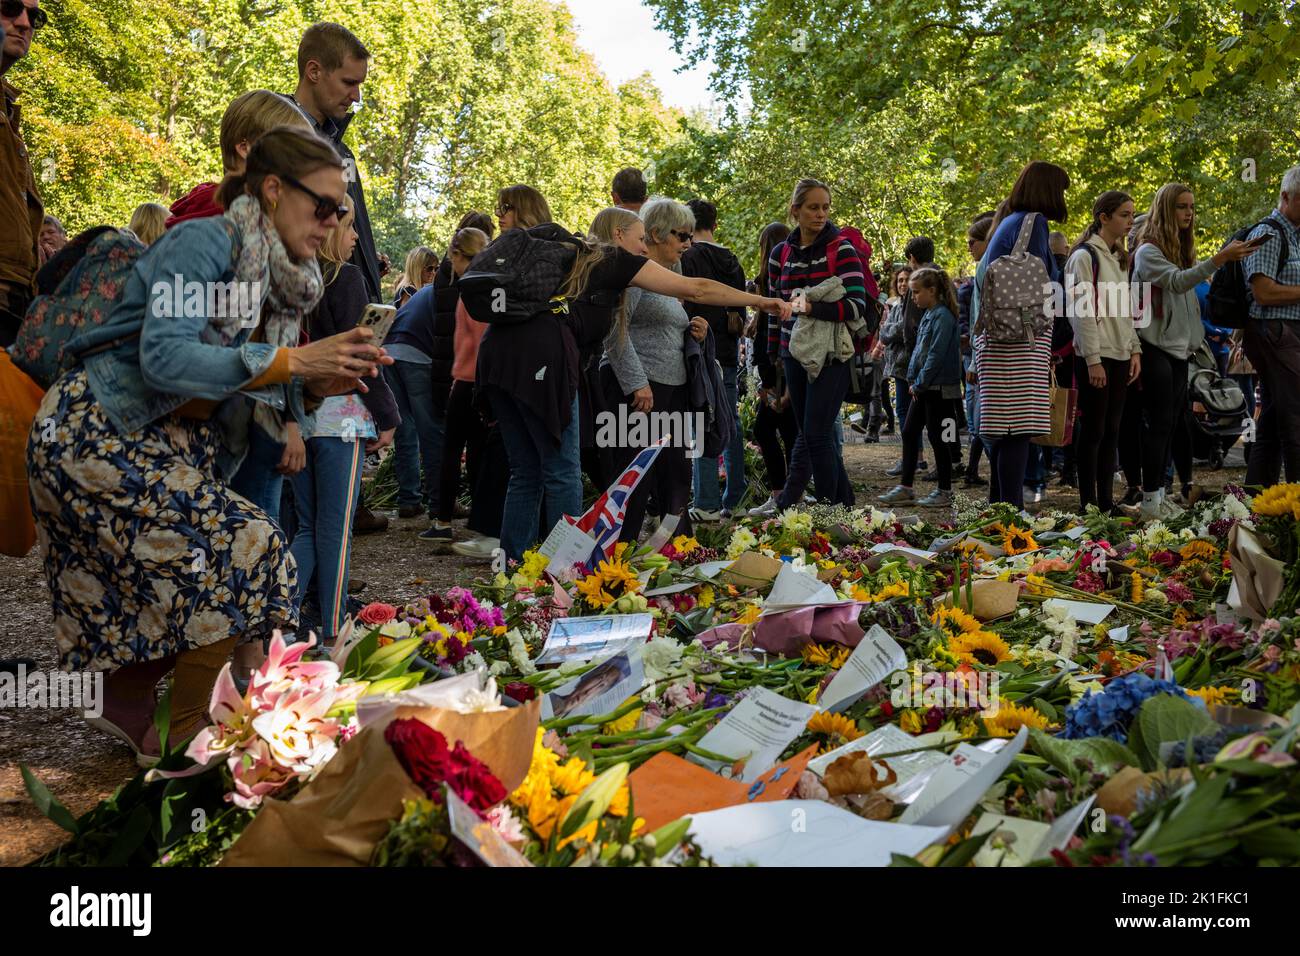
[{"left": 571, "top": 436, "right": 669, "bottom": 570}]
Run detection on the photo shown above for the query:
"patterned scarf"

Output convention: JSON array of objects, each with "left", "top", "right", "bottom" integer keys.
[{"left": 222, "top": 194, "right": 324, "bottom": 441}]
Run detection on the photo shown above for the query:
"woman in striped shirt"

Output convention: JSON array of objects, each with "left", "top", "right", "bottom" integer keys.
[
  {"left": 755, "top": 178, "right": 869, "bottom": 512},
  {"left": 972, "top": 162, "right": 1070, "bottom": 508}
]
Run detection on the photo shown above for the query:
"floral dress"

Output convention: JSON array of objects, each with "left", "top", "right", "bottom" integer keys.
[{"left": 27, "top": 369, "right": 298, "bottom": 672}]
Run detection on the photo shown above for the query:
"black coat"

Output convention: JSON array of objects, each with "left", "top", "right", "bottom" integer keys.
[
  {"left": 681, "top": 240, "right": 746, "bottom": 367},
  {"left": 281, "top": 96, "right": 384, "bottom": 303}
]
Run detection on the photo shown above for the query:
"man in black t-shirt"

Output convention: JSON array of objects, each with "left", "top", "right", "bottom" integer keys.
[{"left": 681, "top": 200, "right": 748, "bottom": 520}]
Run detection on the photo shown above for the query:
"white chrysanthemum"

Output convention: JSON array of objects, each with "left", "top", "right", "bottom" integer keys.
[
  {"left": 1223, "top": 494, "right": 1251, "bottom": 520},
  {"left": 641, "top": 637, "right": 684, "bottom": 684},
  {"left": 506, "top": 628, "right": 537, "bottom": 675}
]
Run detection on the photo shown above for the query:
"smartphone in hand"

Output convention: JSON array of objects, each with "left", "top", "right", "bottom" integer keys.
[{"left": 358, "top": 303, "right": 398, "bottom": 344}]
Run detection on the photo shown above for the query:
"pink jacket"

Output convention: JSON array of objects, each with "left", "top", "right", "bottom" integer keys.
[{"left": 452, "top": 298, "right": 487, "bottom": 383}]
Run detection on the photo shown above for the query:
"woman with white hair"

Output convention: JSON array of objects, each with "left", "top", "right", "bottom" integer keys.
[{"left": 601, "top": 198, "right": 708, "bottom": 541}]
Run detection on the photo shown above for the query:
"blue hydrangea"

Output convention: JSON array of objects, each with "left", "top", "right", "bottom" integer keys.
[{"left": 1060, "top": 673, "right": 1191, "bottom": 742}]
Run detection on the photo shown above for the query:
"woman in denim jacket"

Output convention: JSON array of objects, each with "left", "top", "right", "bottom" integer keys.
[{"left": 26, "top": 127, "right": 391, "bottom": 765}]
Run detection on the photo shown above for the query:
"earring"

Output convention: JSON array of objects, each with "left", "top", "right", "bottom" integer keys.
[{"left": 270, "top": 200, "right": 278, "bottom": 213}]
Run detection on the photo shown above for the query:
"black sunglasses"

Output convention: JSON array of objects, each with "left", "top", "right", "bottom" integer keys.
[
  {"left": 496, "top": 203, "right": 514, "bottom": 217},
  {"left": 283, "top": 176, "right": 349, "bottom": 222},
  {"left": 1, "top": 0, "right": 47, "bottom": 29},
  {"left": 669, "top": 229, "right": 693, "bottom": 243}
]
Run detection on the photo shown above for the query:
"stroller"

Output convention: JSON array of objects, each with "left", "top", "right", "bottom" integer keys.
[{"left": 1187, "top": 341, "right": 1248, "bottom": 468}]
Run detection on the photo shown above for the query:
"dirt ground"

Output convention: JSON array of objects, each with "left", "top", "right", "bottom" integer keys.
[{"left": 0, "top": 433, "right": 1247, "bottom": 865}]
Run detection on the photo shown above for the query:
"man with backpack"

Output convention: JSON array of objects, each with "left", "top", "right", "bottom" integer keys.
[
  {"left": 681, "top": 198, "right": 747, "bottom": 520},
  {"left": 1242, "top": 166, "right": 1300, "bottom": 486},
  {"left": 0, "top": 1, "right": 45, "bottom": 347}
]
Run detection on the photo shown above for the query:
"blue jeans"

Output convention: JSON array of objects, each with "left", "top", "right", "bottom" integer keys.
[
  {"left": 290, "top": 436, "right": 364, "bottom": 639},
  {"left": 692, "top": 364, "right": 748, "bottom": 511},
  {"left": 491, "top": 387, "right": 582, "bottom": 562},
  {"left": 779, "top": 358, "right": 853, "bottom": 508},
  {"left": 229, "top": 422, "right": 286, "bottom": 524},
  {"left": 385, "top": 361, "right": 445, "bottom": 516}
]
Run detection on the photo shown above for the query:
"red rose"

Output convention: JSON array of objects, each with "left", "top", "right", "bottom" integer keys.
[
  {"left": 504, "top": 682, "right": 536, "bottom": 703},
  {"left": 881, "top": 700, "right": 895, "bottom": 718},
  {"left": 358, "top": 602, "right": 399, "bottom": 626},
  {"left": 385, "top": 718, "right": 454, "bottom": 796},
  {"left": 447, "top": 743, "right": 507, "bottom": 813},
  {"left": 1151, "top": 550, "right": 1181, "bottom": 570}
]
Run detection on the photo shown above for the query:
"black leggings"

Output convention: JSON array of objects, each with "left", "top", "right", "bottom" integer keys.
[
  {"left": 753, "top": 400, "right": 797, "bottom": 492},
  {"left": 1140, "top": 346, "right": 1189, "bottom": 493},
  {"left": 902, "top": 391, "right": 954, "bottom": 489},
  {"left": 1075, "top": 356, "right": 1129, "bottom": 512},
  {"left": 987, "top": 436, "right": 1031, "bottom": 507}
]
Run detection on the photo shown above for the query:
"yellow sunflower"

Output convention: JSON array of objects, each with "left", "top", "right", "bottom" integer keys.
[
  {"left": 1251, "top": 483, "right": 1300, "bottom": 519},
  {"left": 981, "top": 698, "right": 1052, "bottom": 737},
  {"left": 949, "top": 630, "right": 1012, "bottom": 666},
  {"left": 1001, "top": 525, "right": 1038, "bottom": 555},
  {"left": 802, "top": 643, "right": 851, "bottom": 669},
  {"left": 573, "top": 552, "right": 642, "bottom": 609},
  {"left": 932, "top": 605, "right": 982, "bottom": 640},
  {"left": 806, "top": 711, "right": 863, "bottom": 753},
  {"left": 872, "top": 580, "right": 911, "bottom": 601},
  {"left": 1179, "top": 540, "right": 1220, "bottom": 563}
]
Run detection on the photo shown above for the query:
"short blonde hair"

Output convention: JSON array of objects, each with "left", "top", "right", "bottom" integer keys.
[
  {"left": 128, "top": 203, "right": 169, "bottom": 245},
  {"left": 319, "top": 206, "right": 358, "bottom": 269},
  {"left": 220, "top": 90, "right": 311, "bottom": 174},
  {"left": 400, "top": 245, "right": 437, "bottom": 292}
]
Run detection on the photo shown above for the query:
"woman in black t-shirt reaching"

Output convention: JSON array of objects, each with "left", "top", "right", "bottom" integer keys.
[{"left": 477, "top": 209, "right": 792, "bottom": 562}]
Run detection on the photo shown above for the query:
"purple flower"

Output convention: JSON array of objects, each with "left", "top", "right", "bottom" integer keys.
[{"left": 703, "top": 690, "right": 729, "bottom": 710}]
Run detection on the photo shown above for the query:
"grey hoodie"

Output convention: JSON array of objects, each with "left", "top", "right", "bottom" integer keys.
[{"left": 1132, "top": 242, "right": 1215, "bottom": 360}]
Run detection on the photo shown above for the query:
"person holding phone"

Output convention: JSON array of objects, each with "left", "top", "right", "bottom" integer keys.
[
  {"left": 27, "top": 126, "right": 392, "bottom": 763},
  {"left": 290, "top": 205, "right": 398, "bottom": 643},
  {"left": 1130, "top": 183, "right": 1255, "bottom": 519}
]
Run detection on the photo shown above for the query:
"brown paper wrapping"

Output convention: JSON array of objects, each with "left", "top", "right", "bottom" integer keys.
[
  {"left": 220, "top": 726, "right": 425, "bottom": 867},
  {"left": 220, "top": 698, "right": 541, "bottom": 867},
  {"left": 395, "top": 697, "right": 541, "bottom": 794},
  {"left": 1095, "top": 766, "right": 1193, "bottom": 817},
  {"left": 940, "top": 579, "right": 1020, "bottom": 621},
  {"left": 1227, "top": 524, "right": 1285, "bottom": 621},
  {"left": 721, "top": 551, "right": 785, "bottom": 590}
]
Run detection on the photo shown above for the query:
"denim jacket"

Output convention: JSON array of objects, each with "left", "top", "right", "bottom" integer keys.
[
  {"left": 907, "top": 304, "right": 961, "bottom": 391},
  {"left": 71, "top": 217, "right": 307, "bottom": 477}
]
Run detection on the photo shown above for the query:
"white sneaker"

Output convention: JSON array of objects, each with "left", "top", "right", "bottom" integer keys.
[
  {"left": 1138, "top": 491, "right": 1161, "bottom": 521},
  {"left": 1157, "top": 495, "right": 1184, "bottom": 519},
  {"left": 451, "top": 536, "right": 501, "bottom": 561},
  {"left": 748, "top": 495, "right": 780, "bottom": 518},
  {"left": 688, "top": 507, "right": 724, "bottom": 523}
]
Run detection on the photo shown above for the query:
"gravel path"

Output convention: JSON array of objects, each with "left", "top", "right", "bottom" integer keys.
[{"left": 0, "top": 433, "right": 1247, "bottom": 865}]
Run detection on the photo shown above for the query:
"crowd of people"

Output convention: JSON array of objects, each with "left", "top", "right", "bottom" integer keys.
[{"left": 4, "top": 2, "right": 1300, "bottom": 765}]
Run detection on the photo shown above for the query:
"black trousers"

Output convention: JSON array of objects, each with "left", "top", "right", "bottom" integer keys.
[
  {"left": 600, "top": 367, "right": 693, "bottom": 543},
  {"left": 1139, "top": 345, "right": 1189, "bottom": 493},
  {"left": 753, "top": 399, "right": 797, "bottom": 492},
  {"left": 1074, "top": 356, "right": 1129, "bottom": 512},
  {"left": 438, "top": 380, "right": 482, "bottom": 522},
  {"left": 901, "top": 390, "right": 954, "bottom": 490},
  {"left": 988, "top": 436, "right": 1031, "bottom": 507},
  {"left": 1244, "top": 319, "right": 1300, "bottom": 486}
]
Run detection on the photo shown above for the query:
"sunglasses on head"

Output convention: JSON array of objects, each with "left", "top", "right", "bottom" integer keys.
[
  {"left": 1, "top": 0, "right": 46, "bottom": 29},
  {"left": 283, "top": 176, "right": 349, "bottom": 222}
]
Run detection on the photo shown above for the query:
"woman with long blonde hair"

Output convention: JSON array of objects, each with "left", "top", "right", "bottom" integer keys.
[
  {"left": 1130, "top": 183, "right": 1253, "bottom": 519},
  {"left": 393, "top": 245, "right": 437, "bottom": 307},
  {"left": 289, "top": 206, "right": 400, "bottom": 641}
]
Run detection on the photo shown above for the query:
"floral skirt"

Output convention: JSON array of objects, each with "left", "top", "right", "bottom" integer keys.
[{"left": 27, "top": 369, "right": 298, "bottom": 673}]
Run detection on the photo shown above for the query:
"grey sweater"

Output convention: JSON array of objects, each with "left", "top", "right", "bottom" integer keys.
[
  {"left": 1133, "top": 242, "right": 1215, "bottom": 359},
  {"left": 602, "top": 286, "right": 688, "bottom": 391}
]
